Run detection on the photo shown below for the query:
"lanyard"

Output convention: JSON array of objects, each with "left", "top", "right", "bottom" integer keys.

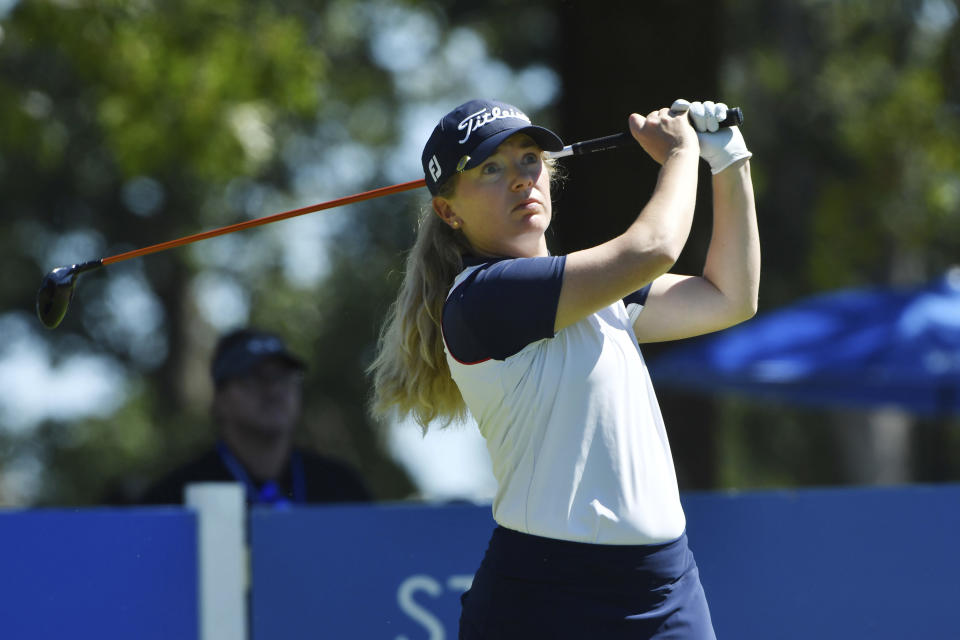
[{"left": 215, "top": 441, "right": 307, "bottom": 506}]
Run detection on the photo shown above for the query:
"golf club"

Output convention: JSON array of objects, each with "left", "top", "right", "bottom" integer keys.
[
  {"left": 36, "top": 179, "right": 426, "bottom": 329},
  {"left": 37, "top": 106, "right": 743, "bottom": 329}
]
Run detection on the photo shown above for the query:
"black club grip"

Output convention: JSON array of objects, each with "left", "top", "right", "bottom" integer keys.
[{"left": 549, "top": 107, "right": 743, "bottom": 159}]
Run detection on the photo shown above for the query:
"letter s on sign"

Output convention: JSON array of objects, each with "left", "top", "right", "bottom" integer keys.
[{"left": 396, "top": 575, "right": 444, "bottom": 640}]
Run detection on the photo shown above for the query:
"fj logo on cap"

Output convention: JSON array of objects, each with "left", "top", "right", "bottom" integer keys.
[{"left": 428, "top": 155, "right": 442, "bottom": 182}]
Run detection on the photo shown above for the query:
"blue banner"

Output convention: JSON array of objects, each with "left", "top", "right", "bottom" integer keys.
[
  {"left": 250, "top": 502, "right": 494, "bottom": 639},
  {"left": 683, "top": 485, "right": 960, "bottom": 639},
  {"left": 250, "top": 485, "right": 960, "bottom": 640},
  {"left": 2, "top": 486, "right": 957, "bottom": 639},
  {"left": 0, "top": 508, "right": 198, "bottom": 640}
]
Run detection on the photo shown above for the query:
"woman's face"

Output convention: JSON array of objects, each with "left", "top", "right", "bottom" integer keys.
[{"left": 433, "top": 133, "right": 552, "bottom": 259}]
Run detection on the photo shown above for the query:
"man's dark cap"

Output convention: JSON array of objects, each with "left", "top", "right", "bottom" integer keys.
[
  {"left": 421, "top": 98, "right": 564, "bottom": 196},
  {"left": 211, "top": 328, "right": 305, "bottom": 386}
]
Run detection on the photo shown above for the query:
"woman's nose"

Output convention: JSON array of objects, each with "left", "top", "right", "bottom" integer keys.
[{"left": 510, "top": 166, "right": 535, "bottom": 190}]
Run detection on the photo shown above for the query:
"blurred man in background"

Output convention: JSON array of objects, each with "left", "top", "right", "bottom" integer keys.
[{"left": 140, "top": 327, "right": 371, "bottom": 506}]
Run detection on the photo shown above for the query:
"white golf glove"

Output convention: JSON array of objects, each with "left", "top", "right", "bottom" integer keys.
[{"left": 688, "top": 100, "right": 752, "bottom": 174}]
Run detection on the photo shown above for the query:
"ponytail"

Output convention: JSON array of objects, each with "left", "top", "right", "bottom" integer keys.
[{"left": 369, "top": 189, "right": 473, "bottom": 432}]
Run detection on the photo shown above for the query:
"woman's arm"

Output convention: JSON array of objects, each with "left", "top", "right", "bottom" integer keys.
[
  {"left": 633, "top": 158, "right": 760, "bottom": 342},
  {"left": 554, "top": 106, "right": 701, "bottom": 332}
]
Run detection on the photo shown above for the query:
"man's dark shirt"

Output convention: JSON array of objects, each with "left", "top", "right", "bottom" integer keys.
[{"left": 139, "top": 446, "right": 372, "bottom": 505}]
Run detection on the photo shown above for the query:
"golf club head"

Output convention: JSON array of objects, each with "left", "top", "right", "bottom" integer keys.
[{"left": 36, "top": 260, "right": 102, "bottom": 329}]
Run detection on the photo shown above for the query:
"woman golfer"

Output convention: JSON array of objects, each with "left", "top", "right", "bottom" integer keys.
[{"left": 371, "top": 97, "right": 758, "bottom": 639}]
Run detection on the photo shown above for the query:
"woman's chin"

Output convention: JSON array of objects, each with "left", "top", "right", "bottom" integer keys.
[{"left": 519, "top": 210, "right": 551, "bottom": 231}]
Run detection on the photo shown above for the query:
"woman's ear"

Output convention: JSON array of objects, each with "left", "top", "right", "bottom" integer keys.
[{"left": 432, "top": 197, "right": 462, "bottom": 229}]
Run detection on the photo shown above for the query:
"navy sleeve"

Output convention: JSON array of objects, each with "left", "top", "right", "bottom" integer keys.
[{"left": 442, "top": 256, "right": 565, "bottom": 363}]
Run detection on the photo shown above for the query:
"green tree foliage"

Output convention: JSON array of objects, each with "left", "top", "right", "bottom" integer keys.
[
  {"left": 0, "top": 0, "right": 563, "bottom": 505},
  {"left": 722, "top": 0, "right": 960, "bottom": 294},
  {"left": 2, "top": 0, "right": 958, "bottom": 505},
  {"left": 0, "top": 0, "right": 415, "bottom": 504},
  {"left": 708, "top": 0, "right": 960, "bottom": 487}
]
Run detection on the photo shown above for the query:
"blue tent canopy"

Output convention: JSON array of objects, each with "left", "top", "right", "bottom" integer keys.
[{"left": 648, "top": 270, "right": 960, "bottom": 415}]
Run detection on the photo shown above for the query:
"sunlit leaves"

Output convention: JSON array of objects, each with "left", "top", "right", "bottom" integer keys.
[{"left": 3, "top": 0, "right": 325, "bottom": 179}]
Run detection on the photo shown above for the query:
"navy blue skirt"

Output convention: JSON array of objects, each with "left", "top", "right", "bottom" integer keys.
[{"left": 459, "top": 527, "right": 716, "bottom": 639}]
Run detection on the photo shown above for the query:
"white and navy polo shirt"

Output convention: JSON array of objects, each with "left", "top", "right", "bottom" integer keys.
[{"left": 442, "top": 256, "right": 686, "bottom": 545}]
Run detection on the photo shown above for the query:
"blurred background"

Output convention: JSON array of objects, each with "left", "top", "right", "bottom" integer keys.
[{"left": 1, "top": 0, "right": 958, "bottom": 507}]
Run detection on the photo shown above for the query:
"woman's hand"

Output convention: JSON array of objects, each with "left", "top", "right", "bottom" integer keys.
[
  {"left": 687, "top": 100, "right": 753, "bottom": 174},
  {"left": 628, "top": 99, "right": 699, "bottom": 165}
]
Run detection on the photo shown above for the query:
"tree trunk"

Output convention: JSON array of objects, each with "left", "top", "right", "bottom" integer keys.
[{"left": 554, "top": 0, "right": 724, "bottom": 488}]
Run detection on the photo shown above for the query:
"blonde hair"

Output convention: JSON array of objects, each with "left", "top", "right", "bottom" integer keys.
[
  {"left": 369, "top": 153, "right": 562, "bottom": 433},
  {"left": 368, "top": 176, "right": 473, "bottom": 432}
]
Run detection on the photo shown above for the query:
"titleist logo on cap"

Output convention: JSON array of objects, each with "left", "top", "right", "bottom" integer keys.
[{"left": 457, "top": 106, "right": 531, "bottom": 144}]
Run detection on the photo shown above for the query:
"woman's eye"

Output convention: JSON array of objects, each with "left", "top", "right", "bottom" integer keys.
[
  {"left": 481, "top": 163, "right": 501, "bottom": 175},
  {"left": 523, "top": 152, "right": 540, "bottom": 164}
]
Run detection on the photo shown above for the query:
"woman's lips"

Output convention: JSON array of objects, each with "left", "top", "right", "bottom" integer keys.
[{"left": 513, "top": 198, "right": 541, "bottom": 212}]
